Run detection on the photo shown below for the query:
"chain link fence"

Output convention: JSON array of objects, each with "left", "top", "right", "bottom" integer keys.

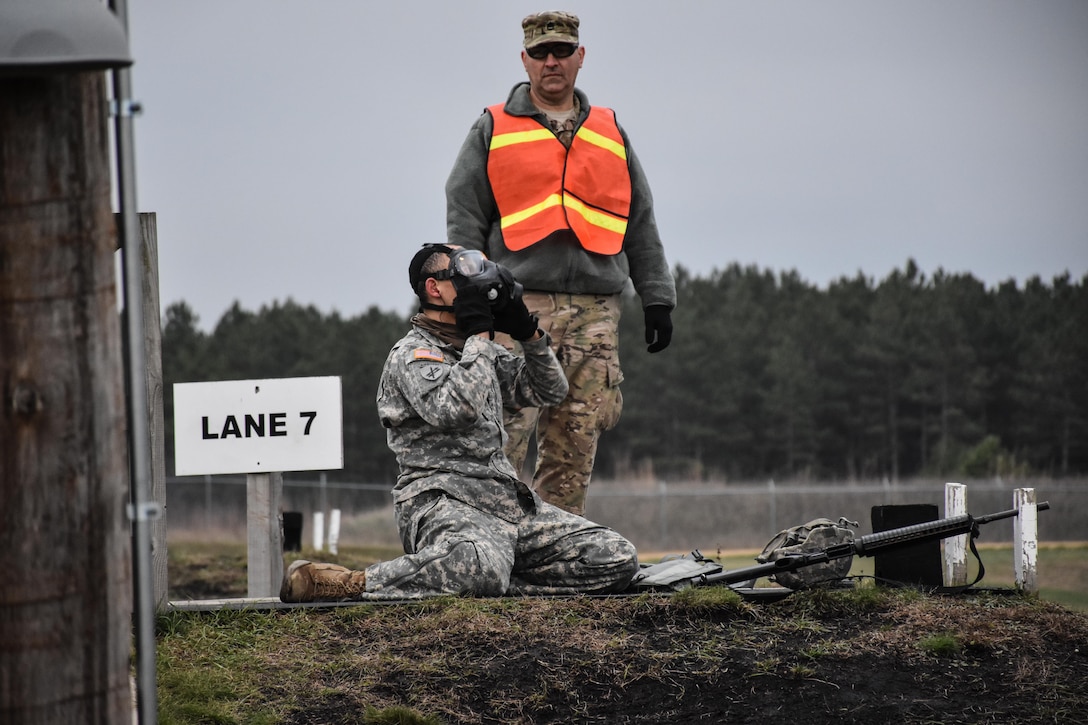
[{"left": 165, "top": 475, "right": 1086, "bottom": 553}]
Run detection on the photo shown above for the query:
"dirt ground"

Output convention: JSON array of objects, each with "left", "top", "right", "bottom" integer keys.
[
  {"left": 165, "top": 545, "right": 1088, "bottom": 724},
  {"left": 283, "top": 593, "right": 1086, "bottom": 724}
]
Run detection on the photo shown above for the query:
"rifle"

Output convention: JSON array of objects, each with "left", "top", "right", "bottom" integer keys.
[{"left": 699, "top": 501, "right": 1050, "bottom": 590}]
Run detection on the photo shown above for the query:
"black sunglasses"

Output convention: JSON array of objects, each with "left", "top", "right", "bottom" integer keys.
[{"left": 526, "top": 43, "right": 578, "bottom": 60}]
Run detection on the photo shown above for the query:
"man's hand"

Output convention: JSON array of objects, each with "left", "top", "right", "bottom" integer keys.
[
  {"left": 494, "top": 295, "right": 539, "bottom": 341},
  {"left": 644, "top": 305, "right": 673, "bottom": 353},
  {"left": 453, "top": 284, "right": 494, "bottom": 338}
]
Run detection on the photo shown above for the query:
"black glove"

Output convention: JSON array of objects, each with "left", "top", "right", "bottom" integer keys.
[
  {"left": 452, "top": 283, "right": 494, "bottom": 338},
  {"left": 644, "top": 305, "right": 673, "bottom": 353},
  {"left": 494, "top": 294, "right": 539, "bottom": 341}
]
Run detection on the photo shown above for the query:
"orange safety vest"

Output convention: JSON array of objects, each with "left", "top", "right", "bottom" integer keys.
[{"left": 486, "top": 104, "right": 632, "bottom": 255}]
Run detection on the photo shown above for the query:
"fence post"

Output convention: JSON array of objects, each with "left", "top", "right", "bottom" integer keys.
[
  {"left": 246, "top": 472, "right": 284, "bottom": 598},
  {"left": 328, "top": 509, "right": 341, "bottom": 555},
  {"left": 1013, "top": 488, "right": 1039, "bottom": 593},
  {"left": 136, "top": 212, "right": 169, "bottom": 611},
  {"left": 313, "top": 511, "right": 325, "bottom": 552},
  {"left": 943, "top": 482, "right": 968, "bottom": 587}
]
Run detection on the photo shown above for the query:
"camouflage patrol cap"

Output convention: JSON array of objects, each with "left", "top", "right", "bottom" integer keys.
[{"left": 522, "top": 11, "right": 580, "bottom": 49}]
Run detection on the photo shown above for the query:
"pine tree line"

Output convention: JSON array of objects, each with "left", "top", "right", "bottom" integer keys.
[{"left": 161, "top": 260, "right": 1087, "bottom": 484}]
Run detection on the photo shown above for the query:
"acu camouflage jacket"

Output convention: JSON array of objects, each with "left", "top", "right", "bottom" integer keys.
[{"left": 376, "top": 325, "right": 568, "bottom": 522}]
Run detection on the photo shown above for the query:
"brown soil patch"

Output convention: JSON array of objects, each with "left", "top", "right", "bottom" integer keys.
[{"left": 269, "top": 590, "right": 1087, "bottom": 724}]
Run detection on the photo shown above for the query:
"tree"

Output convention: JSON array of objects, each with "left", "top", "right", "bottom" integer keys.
[
  {"left": 1011, "top": 274, "right": 1085, "bottom": 474},
  {"left": 817, "top": 272, "right": 877, "bottom": 480},
  {"left": 762, "top": 271, "right": 823, "bottom": 479},
  {"left": 915, "top": 271, "right": 987, "bottom": 474}
]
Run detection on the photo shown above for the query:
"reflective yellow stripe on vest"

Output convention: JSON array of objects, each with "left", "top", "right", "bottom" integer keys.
[
  {"left": 574, "top": 126, "right": 627, "bottom": 161},
  {"left": 500, "top": 193, "right": 564, "bottom": 231},
  {"left": 490, "top": 127, "right": 555, "bottom": 151},
  {"left": 563, "top": 193, "right": 628, "bottom": 236}
]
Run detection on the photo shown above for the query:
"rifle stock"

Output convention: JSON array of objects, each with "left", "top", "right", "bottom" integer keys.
[{"left": 701, "top": 501, "right": 1050, "bottom": 588}]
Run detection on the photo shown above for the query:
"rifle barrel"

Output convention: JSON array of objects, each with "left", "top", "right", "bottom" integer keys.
[
  {"left": 854, "top": 501, "right": 1049, "bottom": 557},
  {"left": 974, "top": 500, "right": 1050, "bottom": 525},
  {"left": 853, "top": 514, "right": 974, "bottom": 556}
]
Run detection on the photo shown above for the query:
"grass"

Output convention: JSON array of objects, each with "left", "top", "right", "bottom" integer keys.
[
  {"left": 845, "top": 542, "right": 1088, "bottom": 612},
  {"left": 156, "top": 608, "right": 312, "bottom": 724},
  {"left": 154, "top": 539, "right": 1088, "bottom": 723},
  {"left": 153, "top": 581, "right": 1088, "bottom": 724},
  {"left": 917, "top": 632, "right": 962, "bottom": 657}
]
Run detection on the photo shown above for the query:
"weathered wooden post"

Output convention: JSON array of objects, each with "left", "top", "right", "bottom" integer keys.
[
  {"left": 247, "top": 472, "right": 285, "bottom": 598},
  {"left": 119, "top": 212, "right": 169, "bottom": 610},
  {"left": 943, "top": 482, "right": 969, "bottom": 587},
  {"left": 140, "top": 212, "right": 170, "bottom": 610},
  {"left": 1013, "top": 488, "right": 1039, "bottom": 593},
  {"left": 1, "top": 68, "right": 132, "bottom": 722}
]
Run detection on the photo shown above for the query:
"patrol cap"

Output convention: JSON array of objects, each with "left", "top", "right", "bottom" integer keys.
[{"left": 522, "top": 11, "right": 580, "bottom": 49}]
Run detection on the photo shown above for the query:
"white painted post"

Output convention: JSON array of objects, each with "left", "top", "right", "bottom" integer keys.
[
  {"left": 943, "top": 482, "right": 968, "bottom": 587},
  {"left": 328, "top": 509, "right": 341, "bottom": 555},
  {"left": 313, "top": 511, "right": 325, "bottom": 552},
  {"left": 246, "top": 472, "right": 284, "bottom": 598},
  {"left": 1013, "top": 488, "right": 1039, "bottom": 593}
]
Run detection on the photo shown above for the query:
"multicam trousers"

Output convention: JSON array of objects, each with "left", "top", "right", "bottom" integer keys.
[
  {"left": 363, "top": 490, "right": 639, "bottom": 599},
  {"left": 496, "top": 292, "right": 624, "bottom": 516}
]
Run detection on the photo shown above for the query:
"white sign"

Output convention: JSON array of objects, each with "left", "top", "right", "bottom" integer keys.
[{"left": 173, "top": 376, "right": 343, "bottom": 476}]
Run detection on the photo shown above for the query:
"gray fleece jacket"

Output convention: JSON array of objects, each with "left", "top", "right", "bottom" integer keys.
[{"left": 445, "top": 82, "right": 676, "bottom": 310}]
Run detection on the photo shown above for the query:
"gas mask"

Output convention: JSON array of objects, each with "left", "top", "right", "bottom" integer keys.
[{"left": 430, "top": 249, "right": 523, "bottom": 311}]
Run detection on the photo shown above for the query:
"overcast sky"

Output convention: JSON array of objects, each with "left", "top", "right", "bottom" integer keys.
[{"left": 126, "top": 1, "right": 1088, "bottom": 330}]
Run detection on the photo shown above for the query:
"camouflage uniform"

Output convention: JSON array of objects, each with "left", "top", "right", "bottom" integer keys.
[
  {"left": 447, "top": 82, "right": 676, "bottom": 516},
  {"left": 496, "top": 292, "right": 623, "bottom": 514},
  {"left": 364, "top": 322, "right": 639, "bottom": 599}
]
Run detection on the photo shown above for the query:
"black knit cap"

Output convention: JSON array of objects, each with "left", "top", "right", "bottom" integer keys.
[{"left": 408, "top": 243, "right": 453, "bottom": 294}]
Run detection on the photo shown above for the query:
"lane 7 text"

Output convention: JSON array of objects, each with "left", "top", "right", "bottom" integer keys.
[{"left": 201, "top": 412, "right": 318, "bottom": 439}]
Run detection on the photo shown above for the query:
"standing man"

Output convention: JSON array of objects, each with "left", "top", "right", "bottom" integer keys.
[
  {"left": 280, "top": 245, "right": 639, "bottom": 602},
  {"left": 446, "top": 10, "right": 676, "bottom": 515}
]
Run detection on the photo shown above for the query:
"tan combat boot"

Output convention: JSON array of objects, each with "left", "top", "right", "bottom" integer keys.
[{"left": 279, "top": 560, "right": 367, "bottom": 603}]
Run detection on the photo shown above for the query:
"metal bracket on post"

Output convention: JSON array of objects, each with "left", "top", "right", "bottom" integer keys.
[
  {"left": 127, "top": 502, "right": 163, "bottom": 522},
  {"left": 109, "top": 98, "right": 143, "bottom": 117}
]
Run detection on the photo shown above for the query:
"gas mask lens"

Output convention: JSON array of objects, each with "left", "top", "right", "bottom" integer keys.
[
  {"left": 448, "top": 249, "right": 488, "bottom": 277},
  {"left": 444, "top": 248, "right": 522, "bottom": 308}
]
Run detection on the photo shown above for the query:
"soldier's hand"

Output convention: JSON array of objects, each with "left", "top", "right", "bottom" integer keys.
[
  {"left": 644, "top": 305, "right": 673, "bottom": 353},
  {"left": 453, "top": 285, "right": 494, "bottom": 339},
  {"left": 493, "top": 291, "right": 538, "bottom": 341}
]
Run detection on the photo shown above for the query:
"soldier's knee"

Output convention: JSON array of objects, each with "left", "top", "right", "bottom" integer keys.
[
  {"left": 618, "top": 539, "right": 640, "bottom": 575},
  {"left": 450, "top": 540, "right": 510, "bottom": 596},
  {"left": 602, "top": 537, "right": 640, "bottom": 592}
]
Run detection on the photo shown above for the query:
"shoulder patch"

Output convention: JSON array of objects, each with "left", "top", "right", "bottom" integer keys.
[{"left": 413, "top": 347, "right": 445, "bottom": 363}]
